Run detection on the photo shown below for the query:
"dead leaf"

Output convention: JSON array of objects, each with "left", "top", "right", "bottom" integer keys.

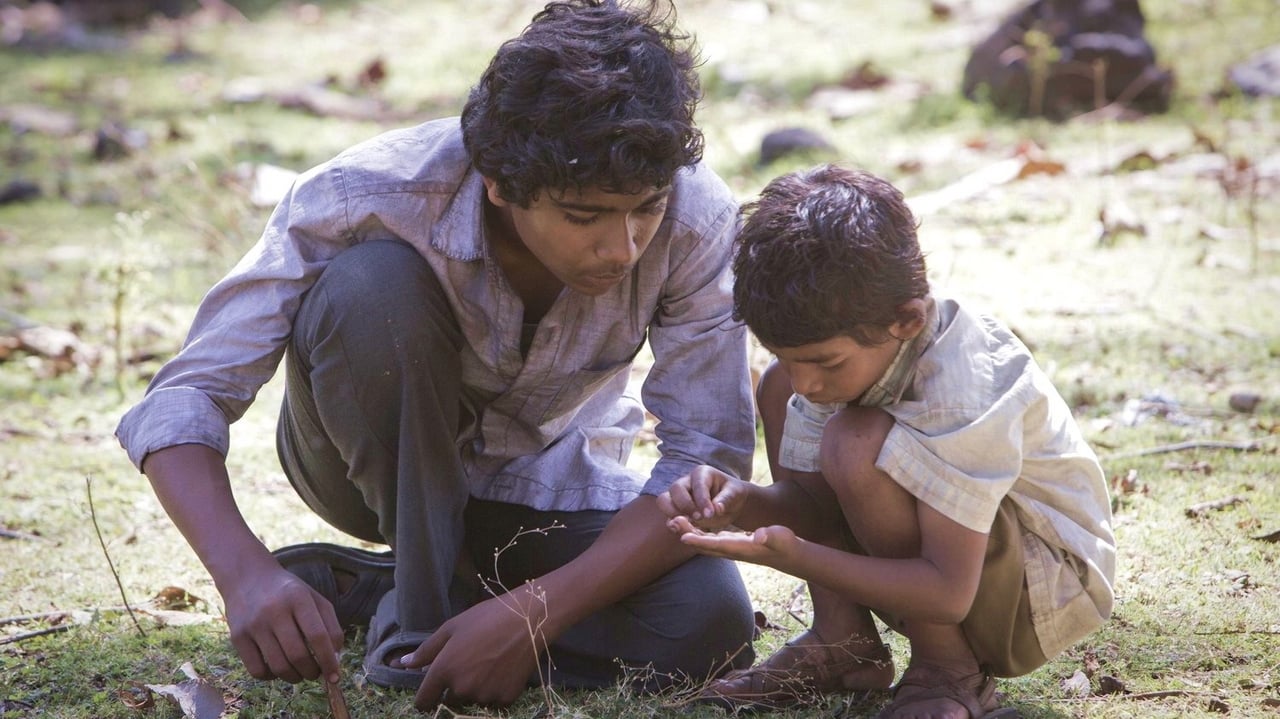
[
  {"left": 1061, "top": 669, "right": 1091, "bottom": 697},
  {"left": 145, "top": 662, "right": 224, "bottom": 719},
  {"left": 1082, "top": 648, "right": 1101, "bottom": 676},
  {"left": 1111, "top": 469, "right": 1147, "bottom": 497},
  {"left": 839, "top": 60, "right": 890, "bottom": 90},
  {"left": 117, "top": 681, "right": 154, "bottom": 710},
  {"left": 357, "top": 57, "right": 386, "bottom": 89},
  {"left": 153, "top": 586, "right": 206, "bottom": 611},
  {"left": 1012, "top": 140, "right": 1066, "bottom": 178}
]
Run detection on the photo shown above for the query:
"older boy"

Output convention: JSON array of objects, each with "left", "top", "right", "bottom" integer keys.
[
  {"left": 660, "top": 165, "right": 1115, "bottom": 718},
  {"left": 116, "top": 0, "right": 757, "bottom": 710}
]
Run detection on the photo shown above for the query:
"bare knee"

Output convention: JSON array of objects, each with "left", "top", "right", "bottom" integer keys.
[
  {"left": 818, "top": 406, "right": 895, "bottom": 487},
  {"left": 819, "top": 407, "right": 921, "bottom": 556}
]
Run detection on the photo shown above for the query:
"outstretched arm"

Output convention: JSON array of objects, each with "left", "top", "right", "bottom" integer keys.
[
  {"left": 142, "top": 444, "right": 344, "bottom": 684},
  {"left": 672, "top": 497, "right": 989, "bottom": 624},
  {"left": 403, "top": 495, "right": 695, "bottom": 710}
]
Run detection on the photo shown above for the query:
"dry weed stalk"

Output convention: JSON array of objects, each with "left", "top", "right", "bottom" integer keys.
[
  {"left": 85, "top": 475, "right": 146, "bottom": 637},
  {"left": 482, "top": 523, "right": 566, "bottom": 716}
]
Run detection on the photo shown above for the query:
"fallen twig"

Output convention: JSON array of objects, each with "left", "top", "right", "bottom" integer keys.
[
  {"left": 0, "top": 610, "right": 74, "bottom": 627},
  {"left": 1185, "top": 495, "right": 1248, "bottom": 518},
  {"left": 87, "top": 476, "right": 146, "bottom": 638},
  {"left": 325, "top": 678, "right": 351, "bottom": 719},
  {"left": 1125, "top": 689, "right": 1225, "bottom": 702},
  {"left": 1103, "top": 439, "right": 1263, "bottom": 460},
  {"left": 0, "top": 526, "right": 51, "bottom": 542},
  {"left": 0, "top": 624, "right": 72, "bottom": 645}
]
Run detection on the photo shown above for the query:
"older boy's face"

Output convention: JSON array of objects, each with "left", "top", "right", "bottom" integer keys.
[
  {"left": 487, "top": 181, "right": 672, "bottom": 296},
  {"left": 766, "top": 335, "right": 903, "bottom": 406}
]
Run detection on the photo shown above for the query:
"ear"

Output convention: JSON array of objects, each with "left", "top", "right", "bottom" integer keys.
[
  {"left": 889, "top": 298, "right": 928, "bottom": 341},
  {"left": 481, "top": 176, "right": 509, "bottom": 207}
]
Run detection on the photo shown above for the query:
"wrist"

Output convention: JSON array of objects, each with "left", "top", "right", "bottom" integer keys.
[{"left": 204, "top": 538, "right": 278, "bottom": 591}]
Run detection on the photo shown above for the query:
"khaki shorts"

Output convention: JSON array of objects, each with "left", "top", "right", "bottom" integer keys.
[
  {"left": 870, "top": 499, "right": 1047, "bottom": 678},
  {"left": 960, "top": 499, "right": 1047, "bottom": 677}
]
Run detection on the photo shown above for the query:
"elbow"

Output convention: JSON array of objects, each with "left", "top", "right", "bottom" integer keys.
[
  {"left": 924, "top": 590, "right": 976, "bottom": 625},
  {"left": 932, "top": 603, "right": 971, "bottom": 626}
]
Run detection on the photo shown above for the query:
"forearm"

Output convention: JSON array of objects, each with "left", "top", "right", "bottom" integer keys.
[
  {"left": 516, "top": 495, "right": 695, "bottom": 638},
  {"left": 737, "top": 476, "right": 844, "bottom": 541},
  {"left": 141, "top": 443, "right": 278, "bottom": 589},
  {"left": 780, "top": 539, "right": 977, "bottom": 624}
]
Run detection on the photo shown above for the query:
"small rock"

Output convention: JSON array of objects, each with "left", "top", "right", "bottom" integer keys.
[
  {"left": 0, "top": 180, "right": 40, "bottom": 205},
  {"left": 1228, "top": 392, "right": 1262, "bottom": 413},
  {"left": 92, "top": 121, "right": 149, "bottom": 161},
  {"left": 758, "top": 127, "right": 835, "bottom": 166}
]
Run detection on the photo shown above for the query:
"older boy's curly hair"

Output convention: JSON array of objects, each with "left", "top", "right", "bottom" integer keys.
[
  {"left": 733, "top": 165, "right": 930, "bottom": 348},
  {"left": 461, "top": 0, "right": 703, "bottom": 207}
]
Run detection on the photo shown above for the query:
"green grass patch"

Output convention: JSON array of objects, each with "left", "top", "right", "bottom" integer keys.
[{"left": 3, "top": 0, "right": 1279, "bottom": 717}]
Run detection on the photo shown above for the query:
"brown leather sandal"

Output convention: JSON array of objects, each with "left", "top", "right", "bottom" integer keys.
[
  {"left": 695, "top": 629, "right": 895, "bottom": 711},
  {"left": 875, "top": 664, "right": 1020, "bottom": 719}
]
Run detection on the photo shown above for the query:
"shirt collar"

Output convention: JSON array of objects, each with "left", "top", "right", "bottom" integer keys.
[
  {"left": 431, "top": 169, "right": 490, "bottom": 262},
  {"left": 857, "top": 295, "right": 939, "bottom": 408}
]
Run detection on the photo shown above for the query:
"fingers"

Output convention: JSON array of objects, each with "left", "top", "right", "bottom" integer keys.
[
  {"left": 690, "top": 469, "right": 716, "bottom": 518},
  {"left": 667, "top": 515, "right": 700, "bottom": 535},
  {"left": 295, "top": 592, "right": 344, "bottom": 682},
  {"left": 228, "top": 585, "right": 344, "bottom": 683},
  {"left": 414, "top": 663, "right": 450, "bottom": 711},
  {"left": 659, "top": 481, "right": 695, "bottom": 518},
  {"left": 399, "top": 629, "right": 447, "bottom": 669}
]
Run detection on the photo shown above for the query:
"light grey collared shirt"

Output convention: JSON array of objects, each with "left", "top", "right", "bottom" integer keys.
[
  {"left": 779, "top": 295, "right": 1115, "bottom": 661},
  {"left": 116, "top": 118, "right": 756, "bottom": 512}
]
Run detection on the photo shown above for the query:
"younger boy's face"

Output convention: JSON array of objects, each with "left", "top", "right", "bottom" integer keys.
[{"left": 765, "top": 335, "right": 903, "bottom": 406}]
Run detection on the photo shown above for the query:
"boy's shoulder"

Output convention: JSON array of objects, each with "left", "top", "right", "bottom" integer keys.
[
  {"left": 326, "top": 118, "right": 470, "bottom": 190},
  {"left": 905, "top": 293, "right": 1043, "bottom": 414},
  {"left": 666, "top": 162, "right": 737, "bottom": 230}
]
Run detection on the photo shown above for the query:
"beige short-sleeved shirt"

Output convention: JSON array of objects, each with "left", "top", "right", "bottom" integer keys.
[{"left": 780, "top": 295, "right": 1115, "bottom": 661}]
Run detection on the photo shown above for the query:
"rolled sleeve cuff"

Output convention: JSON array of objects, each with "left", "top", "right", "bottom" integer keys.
[
  {"left": 778, "top": 395, "right": 840, "bottom": 473},
  {"left": 875, "top": 423, "right": 1011, "bottom": 534},
  {"left": 115, "top": 387, "right": 232, "bottom": 470}
]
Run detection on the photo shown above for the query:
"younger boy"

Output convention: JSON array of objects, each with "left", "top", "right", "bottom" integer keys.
[{"left": 659, "top": 165, "right": 1115, "bottom": 718}]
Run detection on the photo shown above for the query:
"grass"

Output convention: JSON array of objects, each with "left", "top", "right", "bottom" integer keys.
[{"left": 2, "top": 0, "right": 1279, "bottom": 716}]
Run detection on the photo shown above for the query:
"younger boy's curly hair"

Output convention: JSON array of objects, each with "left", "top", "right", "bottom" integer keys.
[
  {"left": 461, "top": 0, "right": 703, "bottom": 207},
  {"left": 733, "top": 165, "right": 930, "bottom": 348}
]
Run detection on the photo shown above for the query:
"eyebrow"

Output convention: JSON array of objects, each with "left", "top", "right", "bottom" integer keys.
[
  {"left": 792, "top": 353, "right": 841, "bottom": 364},
  {"left": 552, "top": 187, "right": 672, "bottom": 213}
]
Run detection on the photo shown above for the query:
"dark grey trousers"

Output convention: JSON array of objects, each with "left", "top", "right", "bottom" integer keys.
[{"left": 275, "top": 239, "right": 754, "bottom": 688}]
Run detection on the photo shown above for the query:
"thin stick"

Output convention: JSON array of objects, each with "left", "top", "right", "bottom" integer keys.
[
  {"left": 325, "top": 679, "right": 351, "bottom": 719},
  {"left": 0, "top": 610, "right": 74, "bottom": 627},
  {"left": 1103, "top": 439, "right": 1263, "bottom": 460},
  {"left": 0, "top": 624, "right": 72, "bottom": 645},
  {"left": 86, "top": 476, "right": 146, "bottom": 637},
  {"left": 0, "top": 527, "right": 51, "bottom": 541}
]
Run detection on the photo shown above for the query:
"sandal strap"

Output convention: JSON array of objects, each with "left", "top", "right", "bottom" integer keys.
[
  {"left": 885, "top": 665, "right": 1000, "bottom": 718},
  {"left": 695, "top": 629, "right": 893, "bottom": 710},
  {"left": 273, "top": 542, "right": 395, "bottom": 628}
]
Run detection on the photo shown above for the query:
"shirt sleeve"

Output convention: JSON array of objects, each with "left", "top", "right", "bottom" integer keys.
[
  {"left": 778, "top": 395, "right": 842, "bottom": 472},
  {"left": 115, "top": 161, "right": 354, "bottom": 470},
  {"left": 639, "top": 172, "right": 755, "bottom": 495},
  {"left": 876, "top": 368, "right": 1036, "bottom": 534}
]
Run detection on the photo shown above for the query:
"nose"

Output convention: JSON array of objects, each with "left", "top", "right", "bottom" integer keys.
[
  {"left": 595, "top": 217, "right": 638, "bottom": 266},
  {"left": 789, "top": 364, "right": 822, "bottom": 398}
]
